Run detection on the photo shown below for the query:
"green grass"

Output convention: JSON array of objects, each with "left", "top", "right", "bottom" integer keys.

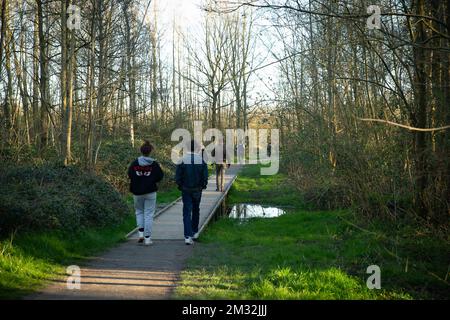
[
  {"left": 0, "top": 214, "right": 136, "bottom": 299},
  {"left": 0, "top": 187, "right": 179, "bottom": 299},
  {"left": 175, "top": 164, "right": 449, "bottom": 300},
  {"left": 228, "top": 163, "right": 303, "bottom": 207},
  {"left": 157, "top": 188, "right": 181, "bottom": 203}
]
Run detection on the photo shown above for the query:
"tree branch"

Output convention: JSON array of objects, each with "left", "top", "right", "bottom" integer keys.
[{"left": 358, "top": 118, "right": 450, "bottom": 132}]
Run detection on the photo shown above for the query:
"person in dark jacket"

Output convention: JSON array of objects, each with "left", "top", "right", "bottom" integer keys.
[
  {"left": 128, "top": 140, "right": 164, "bottom": 246},
  {"left": 175, "top": 139, "right": 208, "bottom": 245}
]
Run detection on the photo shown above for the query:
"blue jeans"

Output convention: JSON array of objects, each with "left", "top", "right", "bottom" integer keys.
[
  {"left": 133, "top": 192, "right": 157, "bottom": 238},
  {"left": 182, "top": 190, "right": 202, "bottom": 238}
]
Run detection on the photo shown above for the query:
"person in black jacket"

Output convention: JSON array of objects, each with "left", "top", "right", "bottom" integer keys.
[
  {"left": 128, "top": 140, "right": 164, "bottom": 246},
  {"left": 175, "top": 139, "right": 208, "bottom": 245}
]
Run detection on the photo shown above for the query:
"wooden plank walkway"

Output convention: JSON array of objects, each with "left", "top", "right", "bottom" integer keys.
[
  {"left": 128, "top": 164, "right": 241, "bottom": 240},
  {"left": 26, "top": 165, "right": 241, "bottom": 300}
]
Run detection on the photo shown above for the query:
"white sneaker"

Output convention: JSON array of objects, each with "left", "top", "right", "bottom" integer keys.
[
  {"left": 138, "top": 231, "right": 144, "bottom": 243},
  {"left": 185, "top": 237, "right": 194, "bottom": 245},
  {"left": 193, "top": 232, "right": 200, "bottom": 240},
  {"left": 144, "top": 237, "right": 153, "bottom": 246}
]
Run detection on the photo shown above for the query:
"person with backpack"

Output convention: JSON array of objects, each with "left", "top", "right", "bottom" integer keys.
[
  {"left": 175, "top": 140, "right": 208, "bottom": 245},
  {"left": 128, "top": 140, "right": 164, "bottom": 246}
]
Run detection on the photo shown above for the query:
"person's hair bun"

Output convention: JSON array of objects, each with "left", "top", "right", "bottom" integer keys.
[{"left": 141, "top": 140, "right": 153, "bottom": 155}]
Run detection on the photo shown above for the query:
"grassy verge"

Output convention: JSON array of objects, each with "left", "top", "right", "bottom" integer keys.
[
  {"left": 174, "top": 165, "right": 449, "bottom": 299},
  {"left": 0, "top": 188, "right": 179, "bottom": 300},
  {"left": 227, "top": 163, "right": 303, "bottom": 207},
  {"left": 157, "top": 188, "right": 181, "bottom": 204}
]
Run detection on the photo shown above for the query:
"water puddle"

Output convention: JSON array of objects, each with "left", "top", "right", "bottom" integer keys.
[{"left": 227, "top": 203, "right": 286, "bottom": 219}]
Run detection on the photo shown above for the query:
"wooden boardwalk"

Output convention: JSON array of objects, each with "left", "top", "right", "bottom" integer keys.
[{"left": 27, "top": 165, "right": 240, "bottom": 300}]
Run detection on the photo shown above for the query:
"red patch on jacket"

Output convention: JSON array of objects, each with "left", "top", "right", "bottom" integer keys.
[{"left": 133, "top": 166, "right": 153, "bottom": 176}]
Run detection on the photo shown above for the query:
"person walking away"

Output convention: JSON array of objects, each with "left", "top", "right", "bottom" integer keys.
[
  {"left": 212, "top": 142, "right": 228, "bottom": 192},
  {"left": 128, "top": 140, "right": 164, "bottom": 246},
  {"left": 175, "top": 140, "right": 208, "bottom": 245},
  {"left": 237, "top": 141, "right": 245, "bottom": 164}
]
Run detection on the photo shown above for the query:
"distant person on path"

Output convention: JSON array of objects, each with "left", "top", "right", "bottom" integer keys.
[
  {"left": 176, "top": 140, "right": 208, "bottom": 245},
  {"left": 237, "top": 141, "right": 245, "bottom": 164},
  {"left": 212, "top": 141, "right": 229, "bottom": 192},
  {"left": 128, "top": 140, "right": 164, "bottom": 246}
]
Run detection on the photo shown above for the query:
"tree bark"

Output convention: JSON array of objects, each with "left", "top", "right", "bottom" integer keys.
[
  {"left": 37, "top": 0, "right": 49, "bottom": 150},
  {"left": 411, "top": 0, "right": 430, "bottom": 219}
]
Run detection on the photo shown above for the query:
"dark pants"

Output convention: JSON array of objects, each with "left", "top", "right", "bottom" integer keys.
[
  {"left": 182, "top": 190, "right": 202, "bottom": 238},
  {"left": 215, "top": 164, "right": 225, "bottom": 191}
]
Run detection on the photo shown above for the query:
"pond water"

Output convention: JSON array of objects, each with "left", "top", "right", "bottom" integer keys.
[{"left": 227, "top": 203, "right": 286, "bottom": 219}]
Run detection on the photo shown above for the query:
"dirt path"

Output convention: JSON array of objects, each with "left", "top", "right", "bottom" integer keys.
[{"left": 27, "top": 240, "right": 192, "bottom": 300}]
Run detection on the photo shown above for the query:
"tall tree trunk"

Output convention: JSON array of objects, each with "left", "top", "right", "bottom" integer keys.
[
  {"left": 0, "top": 0, "right": 6, "bottom": 78},
  {"left": 37, "top": 0, "right": 49, "bottom": 150},
  {"left": 65, "top": 30, "right": 74, "bottom": 166},
  {"left": 158, "top": 39, "right": 165, "bottom": 123},
  {"left": 11, "top": 20, "right": 32, "bottom": 146},
  {"left": 172, "top": 19, "right": 177, "bottom": 117},
  {"left": 61, "top": 0, "right": 69, "bottom": 162},
  {"left": 0, "top": 0, "right": 7, "bottom": 146},
  {"left": 411, "top": 0, "right": 430, "bottom": 219},
  {"left": 177, "top": 34, "right": 182, "bottom": 114},
  {"left": 32, "top": 6, "right": 40, "bottom": 144},
  {"left": 95, "top": 0, "right": 106, "bottom": 160},
  {"left": 85, "top": 2, "right": 97, "bottom": 167},
  {"left": 124, "top": 2, "right": 136, "bottom": 147},
  {"left": 150, "top": 7, "right": 158, "bottom": 124},
  {"left": 3, "top": 0, "right": 12, "bottom": 146},
  {"left": 443, "top": 0, "right": 450, "bottom": 220},
  {"left": 60, "top": 0, "right": 75, "bottom": 166}
]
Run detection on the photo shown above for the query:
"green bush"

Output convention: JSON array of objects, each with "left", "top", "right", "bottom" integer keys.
[
  {"left": 0, "top": 164, "right": 129, "bottom": 237},
  {"left": 281, "top": 128, "right": 416, "bottom": 217}
]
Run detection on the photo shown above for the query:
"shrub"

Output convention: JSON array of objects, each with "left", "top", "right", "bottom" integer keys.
[
  {"left": 281, "top": 128, "right": 415, "bottom": 216},
  {"left": 0, "top": 164, "right": 130, "bottom": 237}
]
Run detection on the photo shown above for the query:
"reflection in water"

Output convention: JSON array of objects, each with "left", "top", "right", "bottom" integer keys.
[{"left": 228, "top": 204, "right": 286, "bottom": 219}]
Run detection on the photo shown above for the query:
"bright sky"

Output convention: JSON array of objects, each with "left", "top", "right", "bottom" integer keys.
[
  {"left": 142, "top": 0, "right": 280, "bottom": 107},
  {"left": 149, "top": 0, "right": 203, "bottom": 35}
]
